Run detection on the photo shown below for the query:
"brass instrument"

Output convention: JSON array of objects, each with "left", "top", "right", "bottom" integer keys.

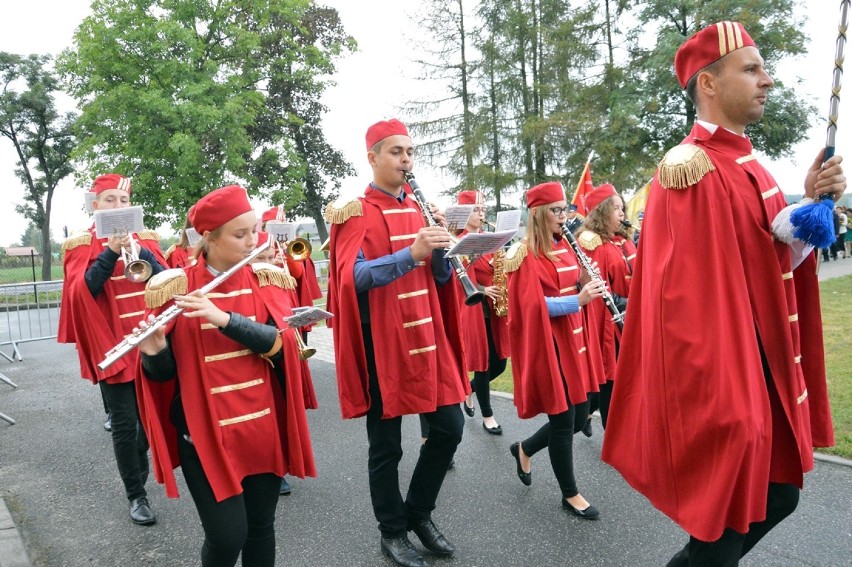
[
  {"left": 404, "top": 172, "right": 485, "bottom": 306},
  {"left": 287, "top": 237, "right": 312, "bottom": 261},
  {"left": 118, "top": 229, "right": 153, "bottom": 283},
  {"left": 293, "top": 328, "right": 316, "bottom": 360},
  {"left": 97, "top": 239, "right": 272, "bottom": 371},
  {"left": 491, "top": 248, "right": 509, "bottom": 317}
]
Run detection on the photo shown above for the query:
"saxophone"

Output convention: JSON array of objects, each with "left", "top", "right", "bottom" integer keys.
[{"left": 491, "top": 249, "right": 509, "bottom": 317}]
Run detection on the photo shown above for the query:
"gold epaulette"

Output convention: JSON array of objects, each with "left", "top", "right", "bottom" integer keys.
[
  {"left": 163, "top": 244, "right": 177, "bottom": 260},
  {"left": 324, "top": 197, "right": 363, "bottom": 224},
  {"left": 657, "top": 143, "right": 715, "bottom": 189},
  {"left": 145, "top": 269, "right": 188, "bottom": 308},
  {"left": 578, "top": 230, "right": 602, "bottom": 251},
  {"left": 252, "top": 263, "right": 296, "bottom": 290},
  {"left": 136, "top": 229, "right": 160, "bottom": 241},
  {"left": 503, "top": 241, "right": 528, "bottom": 273},
  {"left": 61, "top": 230, "right": 92, "bottom": 253}
]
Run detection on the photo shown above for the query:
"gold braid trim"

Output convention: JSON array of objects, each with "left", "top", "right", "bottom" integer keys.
[
  {"left": 61, "top": 230, "right": 92, "bottom": 253},
  {"left": 163, "top": 244, "right": 177, "bottom": 260},
  {"left": 136, "top": 229, "right": 161, "bottom": 241},
  {"left": 657, "top": 144, "right": 715, "bottom": 189},
  {"left": 577, "top": 230, "right": 602, "bottom": 251},
  {"left": 252, "top": 263, "right": 296, "bottom": 290},
  {"left": 145, "top": 269, "right": 188, "bottom": 308},
  {"left": 503, "top": 241, "right": 528, "bottom": 273},
  {"left": 324, "top": 197, "right": 363, "bottom": 224}
]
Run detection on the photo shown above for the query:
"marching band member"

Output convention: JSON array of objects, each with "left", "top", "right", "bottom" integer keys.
[
  {"left": 602, "top": 22, "right": 842, "bottom": 564},
  {"left": 163, "top": 215, "right": 197, "bottom": 269},
  {"left": 456, "top": 191, "right": 509, "bottom": 435},
  {"left": 58, "top": 173, "right": 168, "bottom": 526},
  {"left": 577, "top": 183, "right": 633, "bottom": 431},
  {"left": 135, "top": 185, "right": 316, "bottom": 567},
  {"left": 325, "top": 119, "right": 468, "bottom": 567},
  {"left": 504, "top": 181, "right": 607, "bottom": 520}
]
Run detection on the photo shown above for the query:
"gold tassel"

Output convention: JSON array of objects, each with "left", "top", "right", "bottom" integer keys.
[
  {"left": 163, "top": 244, "right": 177, "bottom": 261},
  {"left": 253, "top": 263, "right": 297, "bottom": 290},
  {"left": 136, "top": 229, "right": 161, "bottom": 241},
  {"left": 324, "top": 197, "right": 363, "bottom": 224},
  {"left": 578, "top": 230, "right": 602, "bottom": 251},
  {"left": 657, "top": 144, "right": 715, "bottom": 190},
  {"left": 61, "top": 231, "right": 92, "bottom": 253},
  {"left": 503, "top": 241, "right": 528, "bottom": 273},
  {"left": 145, "top": 269, "right": 188, "bottom": 308}
]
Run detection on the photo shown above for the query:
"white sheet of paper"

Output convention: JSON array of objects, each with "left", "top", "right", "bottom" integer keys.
[
  {"left": 265, "top": 221, "right": 298, "bottom": 242},
  {"left": 443, "top": 205, "right": 475, "bottom": 232},
  {"left": 185, "top": 227, "right": 201, "bottom": 247},
  {"left": 84, "top": 192, "right": 96, "bottom": 214},
  {"left": 495, "top": 209, "right": 521, "bottom": 233},
  {"left": 94, "top": 206, "right": 145, "bottom": 238},
  {"left": 284, "top": 307, "right": 335, "bottom": 329},
  {"left": 445, "top": 230, "right": 516, "bottom": 258}
]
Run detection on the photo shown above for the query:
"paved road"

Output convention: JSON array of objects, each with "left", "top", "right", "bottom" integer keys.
[{"left": 1, "top": 330, "right": 850, "bottom": 566}]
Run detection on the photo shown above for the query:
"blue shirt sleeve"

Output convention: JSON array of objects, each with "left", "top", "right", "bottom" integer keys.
[
  {"left": 544, "top": 295, "right": 580, "bottom": 317},
  {"left": 354, "top": 247, "right": 417, "bottom": 294},
  {"left": 431, "top": 250, "right": 452, "bottom": 286}
]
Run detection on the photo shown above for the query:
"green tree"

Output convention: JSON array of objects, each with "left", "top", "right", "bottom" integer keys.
[
  {"left": 59, "top": 0, "right": 353, "bottom": 233},
  {"left": 0, "top": 52, "right": 76, "bottom": 280}
]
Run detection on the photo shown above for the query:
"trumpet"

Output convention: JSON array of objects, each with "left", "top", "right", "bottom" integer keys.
[
  {"left": 404, "top": 172, "right": 485, "bottom": 306},
  {"left": 286, "top": 237, "right": 312, "bottom": 261},
  {"left": 117, "top": 229, "right": 153, "bottom": 283},
  {"left": 293, "top": 328, "right": 316, "bottom": 360}
]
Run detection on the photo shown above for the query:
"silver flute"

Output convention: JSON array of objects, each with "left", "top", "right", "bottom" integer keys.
[{"left": 97, "top": 239, "right": 272, "bottom": 371}]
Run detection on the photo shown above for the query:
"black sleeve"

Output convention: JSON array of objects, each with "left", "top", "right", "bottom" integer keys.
[
  {"left": 141, "top": 339, "right": 178, "bottom": 382},
  {"left": 85, "top": 248, "right": 121, "bottom": 297},
  {"left": 611, "top": 291, "right": 628, "bottom": 313},
  {"left": 218, "top": 312, "right": 281, "bottom": 359}
]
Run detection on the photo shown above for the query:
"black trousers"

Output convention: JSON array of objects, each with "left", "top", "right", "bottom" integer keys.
[
  {"left": 469, "top": 315, "right": 507, "bottom": 418},
  {"left": 521, "top": 401, "right": 589, "bottom": 499},
  {"left": 178, "top": 435, "right": 280, "bottom": 567},
  {"left": 99, "top": 380, "right": 149, "bottom": 501},
  {"left": 364, "top": 328, "right": 464, "bottom": 537},
  {"left": 666, "top": 483, "right": 799, "bottom": 567}
]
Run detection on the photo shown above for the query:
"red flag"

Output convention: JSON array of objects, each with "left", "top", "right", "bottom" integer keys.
[{"left": 571, "top": 161, "right": 594, "bottom": 216}]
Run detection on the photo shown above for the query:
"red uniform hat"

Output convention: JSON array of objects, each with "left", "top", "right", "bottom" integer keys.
[
  {"left": 457, "top": 191, "right": 483, "bottom": 205},
  {"left": 526, "top": 181, "right": 565, "bottom": 208},
  {"left": 675, "top": 21, "right": 756, "bottom": 88},
  {"left": 365, "top": 118, "right": 409, "bottom": 150},
  {"left": 189, "top": 185, "right": 254, "bottom": 234},
  {"left": 261, "top": 205, "right": 286, "bottom": 224},
  {"left": 584, "top": 183, "right": 618, "bottom": 212},
  {"left": 256, "top": 231, "right": 270, "bottom": 247},
  {"left": 91, "top": 173, "right": 132, "bottom": 195}
]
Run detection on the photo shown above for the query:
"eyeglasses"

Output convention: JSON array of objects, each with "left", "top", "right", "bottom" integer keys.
[
  {"left": 471, "top": 206, "right": 488, "bottom": 214},
  {"left": 549, "top": 207, "right": 570, "bottom": 216}
]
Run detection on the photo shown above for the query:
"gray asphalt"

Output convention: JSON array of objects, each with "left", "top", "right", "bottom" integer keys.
[{"left": 1, "top": 323, "right": 851, "bottom": 566}]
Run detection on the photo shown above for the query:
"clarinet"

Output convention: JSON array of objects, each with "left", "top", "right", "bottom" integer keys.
[
  {"left": 403, "top": 171, "right": 485, "bottom": 306},
  {"left": 561, "top": 223, "right": 625, "bottom": 331}
]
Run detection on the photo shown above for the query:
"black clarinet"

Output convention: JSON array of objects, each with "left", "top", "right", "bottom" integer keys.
[
  {"left": 561, "top": 222, "right": 625, "bottom": 330},
  {"left": 404, "top": 172, "right": 485, "bottom": 306}
]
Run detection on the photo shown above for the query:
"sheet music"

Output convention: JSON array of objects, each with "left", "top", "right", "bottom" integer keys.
[
  {"left": 94, "top": 206, "right": 145, "bottom": 238},
  {"left": 84, "top": 192, "right": 96, "bottom": 214},
  {"left": 495, "top": 209, "right": 521, "bottom": 233},
  {"left": 443, "top": 205, "right": 475, "bottom": 232},
  {"left": 284, "top": 306, "right": 334, "bottom": 329},
  {"left": 185, "top": 227, "right": 201, "bottom": 247},
  {"left": 265, "top": 221, "right": 298, "bottom": 242},
  {"left": 445, "top": 230, "right": 516, "bottom": 258}
]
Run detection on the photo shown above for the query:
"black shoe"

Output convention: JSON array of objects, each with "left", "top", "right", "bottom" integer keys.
[
  {"left": 581, "top": 418, "right": 593, "bottom": 438},
  {"left": 463, "top": 400, "right": 475, "bottom": 417},
  {"left": 409, "top": 518, "right": 455, "bottom": 556},
  {"left": 562, "top": 498, "right": 600, "bottom": 520},
  {"left": 509, "top": 442, "right": 532, "bottom": 486},
  {"left": 482, "top": 421, "right": 502, "bottom": 435},
  {"left": 279, "top": 477, "right": 292, "bottom": 495},
  {"left": 130, "top": 496, "right": 156, "bottom": 525},
  {"left": 103, "top": 413, "right": 112, "bottom": 432},
  {"left": 380, "top": 534, "right": 428, "bottom": 567}
]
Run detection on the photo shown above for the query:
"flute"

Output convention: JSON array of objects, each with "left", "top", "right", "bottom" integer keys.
[
  {"left": 560, "top": 222, "right": 624, "bottom": 331},
  {"left": 97, "top": 239, "right": 272, "bottom": 371},
  {"left": 403, "top": 172, "right": 485, "bottom": 306}
]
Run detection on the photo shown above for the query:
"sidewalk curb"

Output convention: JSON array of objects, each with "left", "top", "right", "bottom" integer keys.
[{"left": 0, "top": 497, "right": 32, "bottom": 567}]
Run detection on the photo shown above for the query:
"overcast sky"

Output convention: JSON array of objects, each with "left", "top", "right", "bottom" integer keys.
[{"left": 0, "top": 1, "right": 846, "bottom": 247}]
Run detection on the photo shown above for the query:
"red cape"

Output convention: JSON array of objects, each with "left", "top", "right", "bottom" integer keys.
[
  {"left": 136, "top": 256, "right": 316, "bottom": 501},
  {"left": 326, "top": 185, "right": 468, "bottom": 419},
  {"left": 602, "top": 124, "right": 833, "bottom": 541},
  {"left": 507, "top": 241, "right": 600, "bottom": 418}
]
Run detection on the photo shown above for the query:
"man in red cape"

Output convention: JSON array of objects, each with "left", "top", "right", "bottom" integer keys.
[
  {"left": 325, "top": 119, "right": 468, "bottom": 567},
  {"left": 601, "top": 22, "right": 844, "bottom": 565},
  {"left": 58, "top": 173, "right": 168, "bottom": 526}
]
